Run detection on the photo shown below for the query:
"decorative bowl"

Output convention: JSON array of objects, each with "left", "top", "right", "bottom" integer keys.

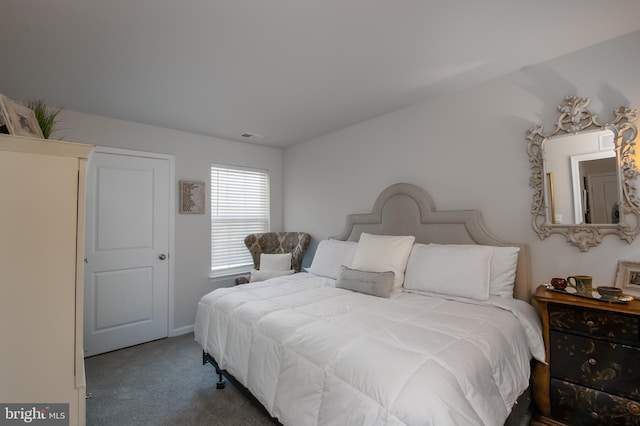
[
  {"left": 597, "top": 286, "right": 623, "bottom": 300},
  {"left": 550, "top": 277, "right": 567, "bottom": 290}
]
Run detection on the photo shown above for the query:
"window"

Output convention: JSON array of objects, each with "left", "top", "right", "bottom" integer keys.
[{"left": 210, "top": 165, "right": 269, "bottom": 276}]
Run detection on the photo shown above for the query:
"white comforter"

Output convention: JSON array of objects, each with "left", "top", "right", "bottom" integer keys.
[{"left": 195, "top": 273, "right": 544, "bottom": 426}]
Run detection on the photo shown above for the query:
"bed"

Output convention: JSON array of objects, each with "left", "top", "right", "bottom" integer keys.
[{"left": 195, "top": 183, "right": 545, "bottom": 425}]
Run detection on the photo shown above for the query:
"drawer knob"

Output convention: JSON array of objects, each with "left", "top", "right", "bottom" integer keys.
[
  {"left": 586, "top": 320, "right": 595, "bottom": 328},
  {"left": 588, "top": 358, "right": 597, "bottom": 366},
  {"left": 590, "top": 411, "right": 599, "bottom": 420}
]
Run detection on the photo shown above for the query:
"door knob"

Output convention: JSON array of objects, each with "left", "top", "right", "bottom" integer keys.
[{"left": 159, "top": 254, "right": 167, "bottom": 260}]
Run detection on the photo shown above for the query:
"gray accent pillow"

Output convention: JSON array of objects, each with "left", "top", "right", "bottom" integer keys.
[{"left": 336, "top": 265, "right": 395, "bottom": 298}]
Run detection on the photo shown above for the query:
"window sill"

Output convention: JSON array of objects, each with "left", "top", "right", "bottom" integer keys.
[{"left": 209, "top": 269, "right": 251, "bottom": 284}]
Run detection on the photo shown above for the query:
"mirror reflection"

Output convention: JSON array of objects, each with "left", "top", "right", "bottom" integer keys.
[
  {"left": 542, "top": 129, "right": 618, "bottom": 225},
  {"left": 525, "top": 96, "right": 640, "bottom": 251}
]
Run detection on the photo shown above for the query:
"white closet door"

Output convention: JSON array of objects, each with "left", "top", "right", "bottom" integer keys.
[{"left": 84, "top": 151, "right": 171, "bottom": 357}]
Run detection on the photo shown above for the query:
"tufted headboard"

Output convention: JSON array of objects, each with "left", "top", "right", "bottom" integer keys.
[{"left": 331, "top": 183, "right": 531, "bottom": 301}]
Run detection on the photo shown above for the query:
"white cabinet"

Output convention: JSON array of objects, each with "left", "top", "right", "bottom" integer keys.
[{"left": 0, "top": 134, "right": 93, "bottom": 426}]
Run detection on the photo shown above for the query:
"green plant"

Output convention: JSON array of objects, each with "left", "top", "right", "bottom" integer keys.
[{"left": 25, "top": 99, "right": 62, "bottom": 139}]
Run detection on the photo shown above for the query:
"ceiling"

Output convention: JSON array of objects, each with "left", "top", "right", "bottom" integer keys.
[{"left": 3, "top": 1, "right": 640, "bottom": 148}]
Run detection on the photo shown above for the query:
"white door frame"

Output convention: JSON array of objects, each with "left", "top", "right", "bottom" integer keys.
[
  {"left": 88, "top": 146, "right": 177, "bottom": 337},
  {"left": 570, "top": 150, "right": 616, "bottom": 223}
]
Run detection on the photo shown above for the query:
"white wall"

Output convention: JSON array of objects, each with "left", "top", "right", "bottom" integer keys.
[
  {"left": 284, "top": 30, "right": 640, "bottom": 292},
  {"left": 52, "top": 29, "right": 640, "bottom": 334},
  {"left": 56, "top": 111, "right": 284, "bottom": 332}
]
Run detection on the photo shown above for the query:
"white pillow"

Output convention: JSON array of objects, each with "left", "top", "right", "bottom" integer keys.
[
  {"left": 416, "top": 244, "right": 519, "bottom": 298},
  {"left": 250, "top": 269, "right": 295, "bottom": 282},
  {"left": 260, "top": 253, "right": 292, "bottom": 271},
  {"left": 403, "top": 243, "right": 492, "bottom": 301},
  {"left": 307, "top": 239, "right": 358, "bottom": 279},
  {"left": 351, "top": 233, "right": 415, "bottom": 291},
  {"left": 487, "top": 245, "right": 520, "bottom": 298}
]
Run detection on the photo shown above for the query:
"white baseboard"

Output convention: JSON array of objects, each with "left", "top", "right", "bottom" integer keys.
[{"left": 171, "top": 324, "right": 194, "bottom": 336}]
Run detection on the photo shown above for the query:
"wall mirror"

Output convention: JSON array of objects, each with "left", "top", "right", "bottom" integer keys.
[{"left": 526, "top": 96, "right": 639, "bottom": 251}]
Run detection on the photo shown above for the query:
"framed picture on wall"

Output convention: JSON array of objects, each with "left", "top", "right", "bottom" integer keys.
[
  {"left": 0, "top": 95, "right": 44, "bottom": 138},
  {"left": 614, "top": 260, "right": 640, "bottom": 299},
  {"left": 179, "top": 180, "right": 205, "bottom": 214}
]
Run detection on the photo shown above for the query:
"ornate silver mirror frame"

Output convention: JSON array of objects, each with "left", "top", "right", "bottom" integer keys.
[{"left": 526, "top": 96, "right": 639, "bottom": 251}]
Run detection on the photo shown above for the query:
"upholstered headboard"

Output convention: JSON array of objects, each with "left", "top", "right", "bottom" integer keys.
[{"left": 331, "top": 183, "right": 531, "bottom": 301}]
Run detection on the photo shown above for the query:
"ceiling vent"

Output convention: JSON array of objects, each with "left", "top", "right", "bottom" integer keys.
[{"left": 240, "top": 132, "right": 264, "bottom": 140}]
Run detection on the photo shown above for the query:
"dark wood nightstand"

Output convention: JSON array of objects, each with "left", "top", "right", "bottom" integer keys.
[{"left": 531, "top": 285, "right": 640, "bottom": 425}]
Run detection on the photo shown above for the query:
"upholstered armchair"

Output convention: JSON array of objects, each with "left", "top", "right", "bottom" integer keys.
[{"left": 235, "top": 232, "right": 311, "bottom": 285}]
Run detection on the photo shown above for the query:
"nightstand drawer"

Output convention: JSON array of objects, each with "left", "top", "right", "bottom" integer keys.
[
  {"left": 550, "top": 331, "right": 640, "bottom": 399},
  {"left": 551, "top": 378, "right": 640, "bottom": 425},
  {"left": 549, "top": 303, "right": 639, "bottom": 342}
]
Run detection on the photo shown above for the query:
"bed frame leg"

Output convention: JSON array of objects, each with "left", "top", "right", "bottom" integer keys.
[
  {"left": 202, "top": 350, "right": 226, "bottom": 389},
  {"left": 215, "top": 369, "right": 226, "bottom": 389}
]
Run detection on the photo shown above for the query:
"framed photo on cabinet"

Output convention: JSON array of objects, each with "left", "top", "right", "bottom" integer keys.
[
  {"left": 0, "top": 95, "right": 44, "bottom": 138},
  {"left": 614, "top": 260, "right": 640, "bottom": 299},
  {"left": 179, "top": 180, "right": 205, "bottom": 214}
]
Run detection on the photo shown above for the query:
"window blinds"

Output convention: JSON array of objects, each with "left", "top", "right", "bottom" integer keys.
[{"left": 210, "top": 165, "right": 269, "bottom": 274}]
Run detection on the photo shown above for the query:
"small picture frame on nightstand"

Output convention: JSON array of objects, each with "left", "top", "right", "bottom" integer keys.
[{"left": 614, "top": 260, "right": 640, "bottom": 299}]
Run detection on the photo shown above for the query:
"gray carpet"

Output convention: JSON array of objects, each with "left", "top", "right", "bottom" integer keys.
[{"left": 85, "top": 333, "right": 277, "bottom": 426}]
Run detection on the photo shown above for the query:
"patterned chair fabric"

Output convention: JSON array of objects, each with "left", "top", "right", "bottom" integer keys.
[{"left": 235, "top": 232, "right": 311, "bottom": 285}]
